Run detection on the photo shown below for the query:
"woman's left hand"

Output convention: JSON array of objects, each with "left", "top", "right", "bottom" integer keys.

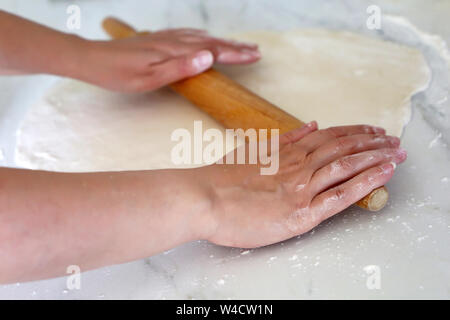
[{"left": 79, "top": 28, "right": 261, "bottom": 92}]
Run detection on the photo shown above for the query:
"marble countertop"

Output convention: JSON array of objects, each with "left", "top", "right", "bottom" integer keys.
[{"left": 0, "top": 0, "right": 448, "bottom": 299}]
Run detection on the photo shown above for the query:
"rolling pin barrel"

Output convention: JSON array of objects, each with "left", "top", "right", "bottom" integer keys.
[
  {"left": 102, "top": 18, "right": 137, "bottom": 39},
  {"left": 102, "top": 17, "right": 388, "bottom": 212}
]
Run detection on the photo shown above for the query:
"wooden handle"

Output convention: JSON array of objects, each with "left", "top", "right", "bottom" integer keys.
[
  {"left": 102, "top": 18, "right": 137, "bottom": 39},
  {"left": 102, "top": 17, "right": 388, "bottom": 212}
]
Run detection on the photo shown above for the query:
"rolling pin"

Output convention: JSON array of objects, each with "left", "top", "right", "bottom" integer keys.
[{"left": 102, "top": 17, "right": 388, "bottom": 212}]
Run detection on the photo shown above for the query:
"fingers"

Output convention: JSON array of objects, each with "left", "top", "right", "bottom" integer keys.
[
  {"left": 309, "top": 147, "right": 407, "bottom": 195},
  {"left": 214, "top": 48, "right": 261, "bottom": 64},
  {"left": 200, "top": 39, "right": 260, "bottom": 64},
  {"left": 310, "top": 162, "right": 396, "bottom": 223},
  {"left": 297, "top": 125, "right": 386, "bottom": 154},
  {"left": 264, "top": 122, "right": 317, "bottom": 164},
  {"left": 177, "top": 35, "right": 258, "bottom": 50},
  {"left": 149, "top": 30, "right": 261, "bottom": 64},
  {"left": 136, "top": 50, "right": 213, "bottom": 91},
  {"left": 209, "top": 38, "right": 260, "bottom": 64},
  {"left": 306, "top": 133, "right": 400, "bottom": 172},
  {"left": 167, "top": 29, "right": 259, "bottom": 50},
  {"left": 279, "top": 121, "right": 318, "bottom": 145}
]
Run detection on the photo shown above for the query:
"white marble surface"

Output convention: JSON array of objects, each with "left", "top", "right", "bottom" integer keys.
[{"left": 0, "top": 0, "right": 449, "bottom": 299}]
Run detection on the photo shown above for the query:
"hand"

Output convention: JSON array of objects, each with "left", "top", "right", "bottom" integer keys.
[
  {"left": 80, "top": 28, "right": 261, "bottom": 92},
  {"left": 199, "top": 122, "right": 407, "bottom": 248}
]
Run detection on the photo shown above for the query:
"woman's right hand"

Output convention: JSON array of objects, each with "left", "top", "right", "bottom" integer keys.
[{"left": 197, "top": 122, "right": 406, "bottom": 248}]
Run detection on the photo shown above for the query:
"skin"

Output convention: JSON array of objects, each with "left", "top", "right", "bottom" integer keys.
[
  {"left": 0, "top": 11, "right": 407, "bottom": 283},
  {"left": 0, "top": 11, "right": 260, "bottom": 89}
]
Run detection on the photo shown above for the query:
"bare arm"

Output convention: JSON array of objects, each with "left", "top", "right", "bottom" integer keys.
[
  {"left": 0, "top": 10, "right": 260, "bottom": 91},
  {"left": 0, "top": 167, "right": 212, "bottom": 283},
  {"left": 0, "top": 123, "right": 406, "bottom": 283},
  {"left": 0, "top": 11, "right": 84, "bottom": 77}
]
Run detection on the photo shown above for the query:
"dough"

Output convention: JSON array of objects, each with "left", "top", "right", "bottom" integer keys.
[
  {"left": 15, "top": 29, "right": 430, "bottom": 172},
  {"left": 218, "top": 30, "right": 430, "bottom": 136}
]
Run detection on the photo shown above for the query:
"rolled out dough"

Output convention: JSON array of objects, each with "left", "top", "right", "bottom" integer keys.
[{"left": 15, "top": 29, "right": 430, "bottom": 172}]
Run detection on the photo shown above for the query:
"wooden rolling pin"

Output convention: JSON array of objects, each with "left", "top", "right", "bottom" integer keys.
[{"left": 102, "top": 17, "right": 388, "bottom": 212}]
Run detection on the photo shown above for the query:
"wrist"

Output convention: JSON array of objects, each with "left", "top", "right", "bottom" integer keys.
[
  {"left": 141, "top": 168, "right": 217, "bottom": 246},
  {"left": 186, "top": 165, "right": 223, "bottom": 242},
  {"left": 54, "top": 35, "right": 93, "bottom": 81},
  {"left": 174, "top": 167, "right": 218, "bottom": 242},
  {"left": 67, "top": 39, "right": 121, "bottom": 90},
  {"left": 188, "top": 166, "right": 217, "bottom": 240}
]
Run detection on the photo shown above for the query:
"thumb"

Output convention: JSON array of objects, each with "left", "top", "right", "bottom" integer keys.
[{"left": 139, "top": 50, "right": 214, "bottom": 91}]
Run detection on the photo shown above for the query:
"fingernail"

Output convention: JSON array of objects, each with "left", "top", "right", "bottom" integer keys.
[
  {"left": 240, "top": 48, "right": 261, "bottom": 59},
  {"left": 390, "top": 161, "right": 397, "bottom": 170},
  {"left": 192, "top": 50, "right": 214, "bottom": 71},
  {"left": 304, "top": 121, "right": 317, "bottom": 129},
  {"left": 380, "top": 162, "right": 395, "bottom": 174}
]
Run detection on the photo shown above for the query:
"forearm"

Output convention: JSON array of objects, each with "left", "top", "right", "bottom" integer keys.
[
  {"left": 0, "top": 167, "right": 212, "bottom": 283},
  {"left": 0, "top": 10, "right": 86, "bottom": 77}
]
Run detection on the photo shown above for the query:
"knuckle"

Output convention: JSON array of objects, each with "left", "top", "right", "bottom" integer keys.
[
  {"left": 325, "top": 127, "right": 340, "bottom": 138},
  {"left": 334, "top": 136, "right": 351, "bottom": 152},
  {"left": 366, "top": 149, "right": 378, "bottom": 158},
  {"left": 334, "top": 186, "right": 346, "bottom": 200},
  {"left": 282, "top": 131, "right": 297, "bottom": 144},
  {"left": 362, "top": 125, "right": 373, "bottom": 134},
  {"left": 335, "top": 157, "right": 354, "bottom": 171},
  {"left": 374, "top": 165, "right": 385, "bottom": 176},
  {"left": 326, "top": 127, "right": 339, "bottom": 137},
  {"left": 372, "top": 134, "right": 387, "bottom": 144}
]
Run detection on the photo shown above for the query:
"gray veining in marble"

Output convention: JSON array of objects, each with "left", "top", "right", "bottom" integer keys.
[{"left": 0, "top": 0, "right": 448, "bottom": 299}]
